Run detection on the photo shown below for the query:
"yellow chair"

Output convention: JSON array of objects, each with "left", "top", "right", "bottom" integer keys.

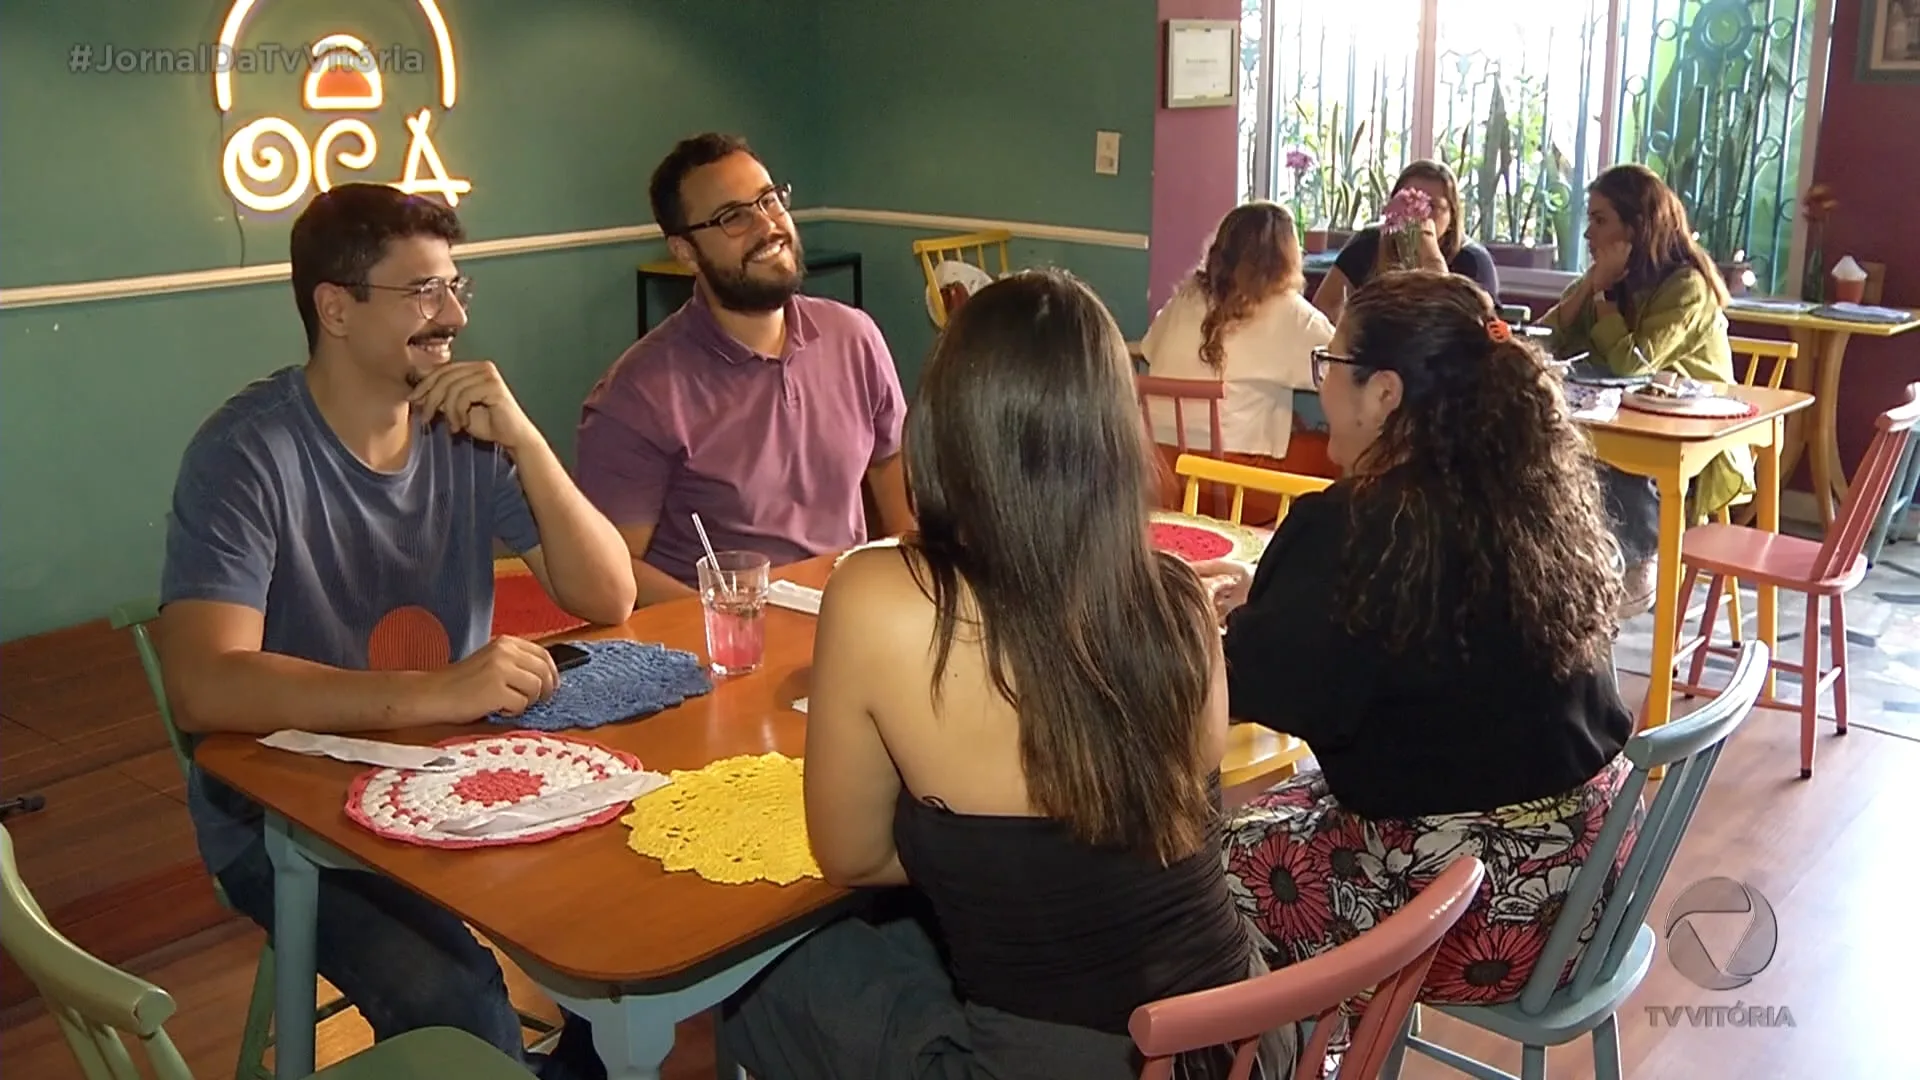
[
  {"left": 1170, "top": 454, "right": 1331, "bottom": 793},
  {"left": 1173, "top": 453, "right": 1333, "bottom": 526},
  {"left": 1707, "top": 336, "right": 1801, "bottom": 643},
  {"left": 1730, "top": 335, "right": 1796, "bottom": 392},
  {"left": 912, "top": 229, "right": 1012, "bottom": 328}
]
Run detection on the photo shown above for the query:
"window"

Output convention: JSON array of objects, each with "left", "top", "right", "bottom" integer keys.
[{"left": 1238, "top": 0, "right": 1829, "bottom": 293}]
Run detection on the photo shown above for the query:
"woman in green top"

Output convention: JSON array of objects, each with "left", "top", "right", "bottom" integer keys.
[{"left": 1543, "top": 163, "right": 1749, "bottom": 614}]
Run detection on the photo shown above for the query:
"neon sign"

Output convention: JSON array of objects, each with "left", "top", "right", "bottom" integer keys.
[{"left": 215, "top": 0, "right": 470, "bottom": 213}]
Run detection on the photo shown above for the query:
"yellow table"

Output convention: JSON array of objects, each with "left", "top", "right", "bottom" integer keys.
[
  {"left": 1723, "top": 301, "right": 1920, "bottom": 527},
  {"left": 1581, "top": 385, "right": 1814, "bottom": 732}
]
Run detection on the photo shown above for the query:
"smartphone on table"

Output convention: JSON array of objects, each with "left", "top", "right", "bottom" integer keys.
[{"left": 546, "top": 642, "right": 591, "bottom": 672}]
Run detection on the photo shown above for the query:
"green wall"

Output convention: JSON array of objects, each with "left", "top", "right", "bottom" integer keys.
[
  {"left": 0, "top": 0, "right": 818, "bottom": 640},
  {"left": 809, "top": 0, "right": 1158, "bottom": 385},
  {"left": 0, "top": 0, "right": 1155, "bottom": 641}
]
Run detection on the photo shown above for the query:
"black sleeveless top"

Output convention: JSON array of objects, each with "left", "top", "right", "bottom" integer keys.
[{"left": 892, "top": 781, "right": 1254, "bottom": 1035}]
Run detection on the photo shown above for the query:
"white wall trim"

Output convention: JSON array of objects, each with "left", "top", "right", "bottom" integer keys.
[
  {"left": 0, "top": 207, "right": 1149, "bottom": 312},
  {"left": 807, "top": 207, "right": 1150, "bottom": 250}
]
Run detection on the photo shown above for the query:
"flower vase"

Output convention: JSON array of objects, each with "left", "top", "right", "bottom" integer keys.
[
  {"left": 1802, "top": 237, "right": 1826, "bottom": 303},
  {"left": 1391, "top": 226, "right": 1422, "bottom": 269}
]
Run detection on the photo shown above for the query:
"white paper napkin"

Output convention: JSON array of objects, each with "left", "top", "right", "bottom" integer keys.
[
  {"left": 792, "top": 697, "right": 809, "bottom": 714},
  {"left": 768, "top": 580, "right": 823, "bottom": 615},
  {"left": 428, "top": 771, "right": 671, "bottom": 837},
  {"left": 258, "top": 730, "right": 464, "bottom": 771}
]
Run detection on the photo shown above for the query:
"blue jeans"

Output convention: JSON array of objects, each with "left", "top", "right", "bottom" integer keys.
[{"left": 217, "top": 835, "right": 605, "bottom": 1080}]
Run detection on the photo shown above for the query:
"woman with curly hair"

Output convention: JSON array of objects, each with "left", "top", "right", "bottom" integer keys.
[
  {"left": 1208, "top": 270, "right": 1638, "bottom": 1010},
  {"left": 1142, "top": 201, "right": 1337, "bottom": 502},
  {"left": 1543, "top": 163, "right": 1746, "bottom": 614}
]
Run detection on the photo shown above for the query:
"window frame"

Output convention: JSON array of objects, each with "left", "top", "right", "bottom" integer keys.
[{"left": 1243, "top": 0, "right": 1839, "bottom": 296}]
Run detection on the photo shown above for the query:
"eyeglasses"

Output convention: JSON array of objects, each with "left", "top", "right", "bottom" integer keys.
[
  {"left": 681, "top": 184, "right": 793, "bottom": 238},
  {"left": 343, "top": 275, "right": 474, "bottom": 320},
  {"left": 1309, "top": 345, "right": 1364, "bottom": 389}
]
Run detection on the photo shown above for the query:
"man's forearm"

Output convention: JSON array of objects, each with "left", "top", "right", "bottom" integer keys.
[
  {"left": 634, "top": 555, "right": 697, "bottom": 607},
  {"left": 171, "top": 652, "right": 447, "bottom": 735},
  {"left": 511, "top": 438, "right": 638, "bottom": 622},
  {"left": 867, "top": 455, "right": 915, "bottom": 537}
]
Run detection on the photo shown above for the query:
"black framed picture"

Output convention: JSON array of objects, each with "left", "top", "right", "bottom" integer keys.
[{"left": 1861, "top": 0, "right": 1920, "bottom": 82}]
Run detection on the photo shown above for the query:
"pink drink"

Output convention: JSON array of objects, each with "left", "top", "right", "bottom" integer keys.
[
  {"left": 703, "top": 593, "right": 766, "bottom": 675},
  {"left": 697, "top": 550, "right": 771, "bottom": 675}
]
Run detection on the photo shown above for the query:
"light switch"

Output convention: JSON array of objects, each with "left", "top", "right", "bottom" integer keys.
[{"left": 1095, "top": 131, "right": 1121, "bottom": 175}]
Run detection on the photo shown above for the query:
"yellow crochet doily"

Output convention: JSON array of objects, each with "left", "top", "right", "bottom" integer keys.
[{"left": 621, "top": 752, "right": 822, "bottom": 885}]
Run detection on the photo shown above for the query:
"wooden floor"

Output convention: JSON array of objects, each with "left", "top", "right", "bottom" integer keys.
[{"left": 5, "top": 658, "right": 1916, "bottom": 1077}]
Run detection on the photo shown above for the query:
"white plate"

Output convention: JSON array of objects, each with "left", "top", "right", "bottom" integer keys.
[
  {"left": 1621, "top": 390, "right": 1753, "bottom": 418},
  {"left": 926, "top": 260, "right": 997, "bottom": 325}
]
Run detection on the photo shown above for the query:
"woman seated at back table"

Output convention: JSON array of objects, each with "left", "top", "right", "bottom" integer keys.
[
  {"left": 1207, "top": 270, "right": 1638, "bottom": 1012},
  {"left": 1540, "top": 162, "right": 1749, "bottom": 613},
  {"left": 1142, "top": 201, "right": 1337, "bottom": 505},
  {"left": 718, "top": 269, "right": 1291, "bottom": 1080},
  {"left": 1311, "top": 159, "right": 1500, "bottom": 325}
]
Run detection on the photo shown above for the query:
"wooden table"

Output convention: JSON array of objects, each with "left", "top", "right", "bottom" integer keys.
[
  {"left": 195, "top": 556, "right": 850, "bottom": 1080},
  {"left": 1723, "top": 302, "right": 1920, "bottom": 528},
  {"left": 1580, "top": 385, "right": 1814, "bottom": 733},
  {"left": 635, "top": 250, "right": 864, "bottom": 337}
]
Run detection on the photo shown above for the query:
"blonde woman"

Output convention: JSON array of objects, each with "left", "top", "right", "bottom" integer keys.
[{"left": 1143, "top": 202, "right": 1336, "bottom": 505}]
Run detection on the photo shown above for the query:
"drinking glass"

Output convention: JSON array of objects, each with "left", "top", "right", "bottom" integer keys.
[{"left": 696, "top": 551, "right": 770, "bottom": 675}]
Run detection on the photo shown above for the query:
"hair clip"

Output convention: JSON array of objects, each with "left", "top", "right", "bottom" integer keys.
[{"left": 1487, "top": 318, "right": 1513, "bottom": 343}]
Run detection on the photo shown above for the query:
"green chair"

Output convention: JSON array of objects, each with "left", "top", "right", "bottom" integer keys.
[
  {"left": 107, "top": 599, "right": 556, "bottom": 1079},
  {"left": 1, "top": 823, "right": 527, "bottom": 1080},
  {"left": 110, "top": 598, "right": 325, "bottom": 1080}
]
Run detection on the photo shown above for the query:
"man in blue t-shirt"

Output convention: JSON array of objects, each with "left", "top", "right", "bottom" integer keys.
[{"left": 157, "top": 183, "right": 635, "bottom": 1079}]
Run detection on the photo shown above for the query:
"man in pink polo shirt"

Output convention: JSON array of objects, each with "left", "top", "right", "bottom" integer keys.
[{"left": 576, "top": 133, "right": 914, "bottom": 605}]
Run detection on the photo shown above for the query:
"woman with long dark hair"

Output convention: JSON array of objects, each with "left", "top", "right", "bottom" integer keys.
[
  {"left": 1211, "top": 270, "right": 1636, "bottom": 1015},
  {"left": 1311, "top": 159, "right": 1501, "bottom": 324},
  {"left": 719, "top": 269, "right": 1289, "bottom": 1080},
  {"left": 1142, "top": 201, "right": 1335, "bottom": 486},
  {"left": 1543, "top": 163, "right": 1746, "bottom": 612}
]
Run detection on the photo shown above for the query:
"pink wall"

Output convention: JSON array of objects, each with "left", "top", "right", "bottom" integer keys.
[
  {"left": 1147, "top": 0, "right": 1241, "bottom": 315},
  {"left": 1811, "top": 0, "right": 1920, "bottom": 479}
]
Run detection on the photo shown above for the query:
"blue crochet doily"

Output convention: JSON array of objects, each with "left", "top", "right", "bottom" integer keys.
[{"left": 490, "top": 639, "right": 713, "bottom": 730}]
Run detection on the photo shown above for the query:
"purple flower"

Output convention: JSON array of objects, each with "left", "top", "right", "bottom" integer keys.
[
  {"left": 1380, "top": 187, "right": 1434, "bottom": 231},
  {"left": 1285, "top": 148, "right": 1314, "bottom": 174}
]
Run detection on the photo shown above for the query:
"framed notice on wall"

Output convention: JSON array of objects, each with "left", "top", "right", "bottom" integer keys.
[
  {"left": 1861, "top": 0, "right": 1920, "bottom": 82},
  {"left": 1165, "top": 19, "right": 1239, "bottom": 109}
]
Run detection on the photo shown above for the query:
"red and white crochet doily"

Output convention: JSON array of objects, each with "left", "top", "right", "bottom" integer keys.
[
  {"left": 345, "top": 731, "right": 642, "bottom": 849},
  {"left": 1150, "top": 511, "right": 1267, "bottom": 563}
]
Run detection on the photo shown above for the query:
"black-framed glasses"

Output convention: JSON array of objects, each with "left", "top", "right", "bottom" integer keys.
[
  {"left": 1309, "top": 345, "right": 1364, "bottom": 389},
  {"left": 681, "top": 183, "right": 793, "bottom": 238},
  {"left": 342, "top": 275, "right": 473, "bottom": 320}
]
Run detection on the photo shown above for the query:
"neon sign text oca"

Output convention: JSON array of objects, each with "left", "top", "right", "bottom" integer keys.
[{"left": 215, "top": 0, "right": 470, "bottom": 212}]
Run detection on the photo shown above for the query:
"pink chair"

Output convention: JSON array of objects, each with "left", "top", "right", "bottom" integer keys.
[
  {"left": 1672, "top": 380, "right": 1920, "bottom": 778},
  {"left": 1128, "top": 856, "right": 1485, "bottom": 1080},
  {"left": 1135, "top": 374, "right": 1226, "bottom": 514}
]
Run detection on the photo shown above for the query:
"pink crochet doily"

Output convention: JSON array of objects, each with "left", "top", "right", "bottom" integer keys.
[{"left": 345, "top": 731, "right": 641, "bottom": 849}]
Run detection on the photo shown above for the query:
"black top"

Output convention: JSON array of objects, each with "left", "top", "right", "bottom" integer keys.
[
  {"left": 1333, "top": 226, "right": 1502, "bottom": 298},
  {"left": 1222, "top": 482, "right": 1633, "bottom": 820},
  {"left": 892, "top": 782, "right": 1251, "bottom": 1035}
]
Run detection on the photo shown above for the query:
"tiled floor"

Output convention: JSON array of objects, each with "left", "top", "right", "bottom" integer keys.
[{"left": 1613, "top": 514, "right": 1920, "bottom": 741}]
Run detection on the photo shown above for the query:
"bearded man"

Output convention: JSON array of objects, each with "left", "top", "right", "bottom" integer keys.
[{"left": 576, "top": 133, "right": 912, "bottom": 604}]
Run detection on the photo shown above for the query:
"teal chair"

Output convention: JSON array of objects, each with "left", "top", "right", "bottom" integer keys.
[
  {"left": 1, "top": 824, "right": 527, "bottom": 1080},
  {"left": 1865, "top": 432, "right": 1919, "bottom": 566},
  {"left": 107, "top": 599, "right": 555, "bottom": 1079},
  {"left": 1383, "top": 639, "right": 1770, "bottom": 1080}
]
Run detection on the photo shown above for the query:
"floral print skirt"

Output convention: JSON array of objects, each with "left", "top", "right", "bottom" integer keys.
[{"left": 1221, "top": 755, "right": 1638, "bottom": 1005}]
